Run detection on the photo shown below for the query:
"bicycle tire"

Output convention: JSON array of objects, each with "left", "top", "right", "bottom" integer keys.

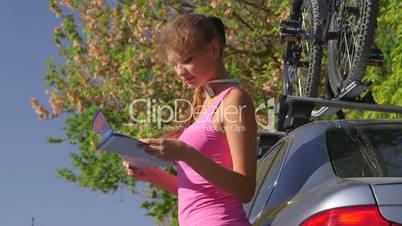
[
  {"left": 328, "top": 0, "right": 379, "bottom": 95},
  {"left": 282, "top": 0, "right": 322, "bottom": 98}
]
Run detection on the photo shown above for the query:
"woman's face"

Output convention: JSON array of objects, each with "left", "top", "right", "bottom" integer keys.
[{"left": 167, "top": 43, "right": 217, "bottom": 88}]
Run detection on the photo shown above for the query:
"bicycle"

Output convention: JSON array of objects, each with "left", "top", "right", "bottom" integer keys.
[{"left": 277, "top": 0, "right": 384, "bottom": 131}]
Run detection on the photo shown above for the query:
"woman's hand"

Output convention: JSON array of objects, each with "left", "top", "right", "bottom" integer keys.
[
  {"left": 138, "top": 138, "right": 192, "bottom": 162},
  {"left": 122, "top": 160, "right": 160, "bottom": 182}
]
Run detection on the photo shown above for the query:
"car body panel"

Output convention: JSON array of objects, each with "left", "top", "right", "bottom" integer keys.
[
  {"left": 372, "top": 183, "right": 402, "bottom": 224},
  {"left": 250, "top": 119, "right": 402, "bottom": 226},
  {"left": 253, "top": 174, "right": 376, "bottom": 225}
]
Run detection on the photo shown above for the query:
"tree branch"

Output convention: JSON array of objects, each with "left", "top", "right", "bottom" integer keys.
[{"left": 231, "top": 11, "right": 253, "bottom": 30}]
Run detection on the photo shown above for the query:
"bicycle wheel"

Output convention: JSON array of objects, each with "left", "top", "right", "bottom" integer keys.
[
  {"left": 282, "top": 0, "right": 322, "bottom": 97},
  {"left": 328, "top": 0, "right": 379, "bottom": 95}
]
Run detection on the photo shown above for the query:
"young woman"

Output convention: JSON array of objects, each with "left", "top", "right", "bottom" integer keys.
[{"left": 123, "top": 13, "right": 257, "bottom": 226}]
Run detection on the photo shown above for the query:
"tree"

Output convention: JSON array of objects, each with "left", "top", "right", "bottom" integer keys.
[
  {"left": 32, "top": 0, "right": 287, "bottom": 225},
  {"left": 359, "top": 0, "right": 402, "bottom": 118},
  {"left": 31, "top": 0, "right": 400, "bottom": 225}
]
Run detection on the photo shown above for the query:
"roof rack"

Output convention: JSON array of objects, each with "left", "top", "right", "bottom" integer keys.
[{"left": 276, "top": 95, "right": 402, "bottom": 132}]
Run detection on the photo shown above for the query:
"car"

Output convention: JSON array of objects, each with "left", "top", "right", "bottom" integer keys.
[{"left": 245, "top": 119, "right": 402, "bottom": 226}]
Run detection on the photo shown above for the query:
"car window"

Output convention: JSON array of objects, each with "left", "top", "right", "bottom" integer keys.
[
  {"left": 244, "top": 141, "right": 283, "bottom": 216},
  {"left": 327, "top": 124, "right": 402, "bottom": 177},
  {"left": 264, "top": 133, "right": 327, "bottom": 214},
  {"left": 248, "top": 139, "right": 289, "bottom": 222}
]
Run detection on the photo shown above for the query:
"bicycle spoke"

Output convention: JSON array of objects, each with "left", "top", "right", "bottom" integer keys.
[
  {"left": 344, "top": 33, "right": 353, "bottom": 71},
  {"left": 337, "top": 24, "right": 347, "bottom": 78},
  {"left": 293, "top": 6, "right": 312, "bottom": 97},
  {"left": 298, "top": 77, "right": 302, "bottom": 96},
  {"left": 334, "top": 0, "right": 361, "bottom": 79}
]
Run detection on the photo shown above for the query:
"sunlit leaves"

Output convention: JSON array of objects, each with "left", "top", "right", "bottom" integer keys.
[{"left": 33, "top": 0, "right": 401, "bottom": 225}]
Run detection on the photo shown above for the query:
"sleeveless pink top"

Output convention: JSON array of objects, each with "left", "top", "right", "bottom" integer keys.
[{"left": 177, "top": 85, "right": 251, "bottom": 226}]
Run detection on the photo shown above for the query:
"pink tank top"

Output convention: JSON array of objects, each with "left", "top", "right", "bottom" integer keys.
[{"left": 177, "top": 85, "right": 251, "bottom": 226}]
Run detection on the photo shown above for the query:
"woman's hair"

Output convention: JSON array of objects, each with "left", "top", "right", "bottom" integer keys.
[
  {"left": 157, "top": 13, "right": 226, "bottom": 62},
  {"left": 156, "top": 13, "right": 226, "bottom": 138}
]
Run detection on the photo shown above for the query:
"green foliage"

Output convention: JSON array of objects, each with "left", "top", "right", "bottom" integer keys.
[
  {"left": 141, "top": 188, "right": 178, "bottom": 225},
  {"left": 32, "top": 0, "right": 400, "bottom": 225},
  {"left": 47, "top": 136, "right": 64, "bottom": 143},
  {"left": 348, "top": 0, "right": 401, "bottom": 119}
]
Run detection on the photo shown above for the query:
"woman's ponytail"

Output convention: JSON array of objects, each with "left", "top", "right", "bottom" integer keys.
[{"left": 207, "top": 16, "right": 226, "bottom": 46}]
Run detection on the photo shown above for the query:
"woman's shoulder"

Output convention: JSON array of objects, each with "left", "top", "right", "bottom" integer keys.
[
  {"left": 222, "top": 86, "right": 255, "bottom": 109},
  {"left": 225, "top": 86, "right": 253, "bottom": 102}
]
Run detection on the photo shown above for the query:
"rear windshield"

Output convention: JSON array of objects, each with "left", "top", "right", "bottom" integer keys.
[{"left": 326, "top": 124, "right": 402, "bottom": 178}]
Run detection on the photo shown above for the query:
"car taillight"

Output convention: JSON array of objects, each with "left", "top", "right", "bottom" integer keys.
[{"left": 301, "top": 205, "right": 401, "bottom": 226}]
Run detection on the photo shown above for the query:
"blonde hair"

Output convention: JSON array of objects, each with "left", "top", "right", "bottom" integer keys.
[
  {"left": 156, "top": 13, "right": 225, "bottom": 62},
  {"left": 156, "top": 13, "right": 226, "bottom": 138}
]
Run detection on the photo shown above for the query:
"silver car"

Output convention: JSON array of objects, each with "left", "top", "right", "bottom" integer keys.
[{"left": 246, "top": 119, "right": 402, "bottom": 226}]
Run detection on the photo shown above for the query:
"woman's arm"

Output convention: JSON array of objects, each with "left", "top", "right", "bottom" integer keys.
[
  {"left": 140, "top": 88, "right": 257, "bottom": 202},
  {"left": 123, "top": 161, "right": 178, "bottom": 196},
  {"left": 147, "top": 169, "right": 178, "bottom": 196},
  {"left": 182, "top": 88, "right": 257, "bottom": 202}
]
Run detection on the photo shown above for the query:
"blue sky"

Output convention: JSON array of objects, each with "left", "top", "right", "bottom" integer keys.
[{"left": 0, "top": 1, "right": 154, "bottom": 225}]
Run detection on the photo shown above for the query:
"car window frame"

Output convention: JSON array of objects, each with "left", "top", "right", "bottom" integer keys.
[
  {"left": 244, "top": 140, "right": 284, "bottom": 216},
  {"left": 248, "top": 137, "right": 292, "bottom": 223}
]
